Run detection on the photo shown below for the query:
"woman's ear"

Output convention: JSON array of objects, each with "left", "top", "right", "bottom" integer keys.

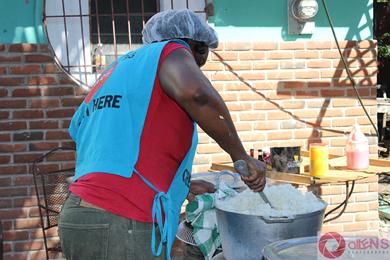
[{"left": 194, "top": 44, "right": 207, "bottom": 55}]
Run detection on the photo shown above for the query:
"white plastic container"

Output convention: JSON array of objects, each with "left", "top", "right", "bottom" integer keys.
[{"left": 346, "top": 124, "right": 369, "bottom": 170}]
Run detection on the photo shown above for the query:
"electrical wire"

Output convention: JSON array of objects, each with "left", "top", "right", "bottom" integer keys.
[
  {"left": 323, "top": 180, "right": 355, "bottom": 223},
  {"left": 321, "top": 0, "right": 379, "bottom": 137},
  {"left": 211, "top": 51, "right": 349, "bottom": 135}
]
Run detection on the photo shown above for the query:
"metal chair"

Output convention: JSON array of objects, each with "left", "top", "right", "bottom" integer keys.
[
  {"left": 32, "top": 147, "right": 76, "bottom": 260},
  {"left": 1, "top": 221, "right": 3, "bottom": 260}
]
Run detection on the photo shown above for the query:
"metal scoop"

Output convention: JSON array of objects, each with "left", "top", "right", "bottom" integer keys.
[{"left": 234, "top": 159, "right": 275, "bottom": 209}]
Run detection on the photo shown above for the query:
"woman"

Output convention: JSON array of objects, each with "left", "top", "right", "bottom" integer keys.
[{"left": 59, "top": 9, "right": 265, "bottom": 260}]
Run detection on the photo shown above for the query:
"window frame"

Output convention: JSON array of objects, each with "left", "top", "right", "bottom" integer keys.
[{"left": 42, "top": 0, "right": 208, "bottom": 89}]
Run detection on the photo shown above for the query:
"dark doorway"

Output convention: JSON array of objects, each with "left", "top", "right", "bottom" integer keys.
[{"left": 374, "top": 0, "right": 390, "bottom": 156}]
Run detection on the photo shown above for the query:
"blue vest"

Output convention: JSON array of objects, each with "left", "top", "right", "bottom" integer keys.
[{"left": 69, "top": 40, "right": 198, "bottom": 259}]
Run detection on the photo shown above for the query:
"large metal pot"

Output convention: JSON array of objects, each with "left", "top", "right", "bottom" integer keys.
[{"left": 215, "top": 200, "right": 326, "bottom": 260}]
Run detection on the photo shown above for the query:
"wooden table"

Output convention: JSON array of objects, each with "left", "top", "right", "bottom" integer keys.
[{"left": 210, "top": 150, "right": 390, "bottom": 186}]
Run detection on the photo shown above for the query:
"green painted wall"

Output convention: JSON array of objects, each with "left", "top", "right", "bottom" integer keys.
[
  {"left": 210, "top": 0, "right": 373, "bottom": 41},
  {"left": 0, "top": 0, "right": 46, "bottom": 44},
  {"left": 0, "top": 0, "right": 373, "bottom": 44}
]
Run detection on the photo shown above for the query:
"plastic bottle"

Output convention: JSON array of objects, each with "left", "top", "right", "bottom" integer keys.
[
  {"left": 262, "top": 147, "right": 272, "bottom": 170},
  {"left": 250, "top": 149, "right": 255, "bottom": 158},
  {"left": 346, "top": 124, "right": 369, "bottom": 170}
]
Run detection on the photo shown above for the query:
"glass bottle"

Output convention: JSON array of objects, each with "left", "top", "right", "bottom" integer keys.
[
  {"left": 94, "top": 43, "right": 106, "bottom": 74},
  {"left": 258, "top": 149, "right": 263, "bottom": 161}
]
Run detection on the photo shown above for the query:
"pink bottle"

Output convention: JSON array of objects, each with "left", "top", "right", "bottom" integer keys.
[{"left": 346, "top": 124, "right": 369, "bottom": 170}]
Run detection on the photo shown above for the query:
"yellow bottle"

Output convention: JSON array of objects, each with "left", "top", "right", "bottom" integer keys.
[{"left": 309, "top": 143, "right": 329, "bottom": 177}]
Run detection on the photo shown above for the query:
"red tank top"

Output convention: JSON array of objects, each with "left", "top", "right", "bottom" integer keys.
[{"left": 70, "top": 43, "right": 194, "bottom": 222}]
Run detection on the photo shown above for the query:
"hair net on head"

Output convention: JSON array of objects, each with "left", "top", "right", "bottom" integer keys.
[{"left": 142, "top": 9, "right": 219, "bottom": 49}]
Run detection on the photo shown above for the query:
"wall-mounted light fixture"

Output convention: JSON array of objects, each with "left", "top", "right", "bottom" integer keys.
[{"left": 288, "top": 0, "right": 319, "bottom": 35}]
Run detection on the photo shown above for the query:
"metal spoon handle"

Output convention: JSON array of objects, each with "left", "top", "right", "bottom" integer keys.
[
  {"left": 233, "top": 160, "right": 250, "bottom": 177},
  {"left": 233, "top": 159, "right": 274, "bottom": 208}
]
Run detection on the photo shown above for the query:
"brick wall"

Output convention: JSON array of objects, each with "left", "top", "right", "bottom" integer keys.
[
  {"left": 318, "top": 175, "right": 379, "bottom": 236},
  {"left": 193, "top": 40, "right": 378, "bottom": 172},
  {"left": 0, "top": 40, "right": 378, "bottom": 259},
  {"left": 0, "top": 44, "right": 85, "bottom": 260}
]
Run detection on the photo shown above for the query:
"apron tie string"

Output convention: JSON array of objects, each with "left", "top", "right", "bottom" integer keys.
[
  {"left": 134, "top": 169, "right": 170, "bottom": 257},
  {"left": 151, "top": 191, "right": 170, "bottom": 256}
]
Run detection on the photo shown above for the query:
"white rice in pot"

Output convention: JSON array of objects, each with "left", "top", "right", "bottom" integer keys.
[{"left": 215, "top": 184, "right": 325, "bottom": 217}]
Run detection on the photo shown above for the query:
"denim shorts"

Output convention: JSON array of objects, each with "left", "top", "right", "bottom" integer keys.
[{"left": 58, "top": 193, "right": 166, "bottom": 260}]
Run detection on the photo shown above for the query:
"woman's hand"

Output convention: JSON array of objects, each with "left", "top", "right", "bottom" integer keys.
[
  {"left": 187, "top": 180, "right": 215, "bottom": 201},
  {"left": 240, "top": 157, "right": 266, "bottom": 192}
]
